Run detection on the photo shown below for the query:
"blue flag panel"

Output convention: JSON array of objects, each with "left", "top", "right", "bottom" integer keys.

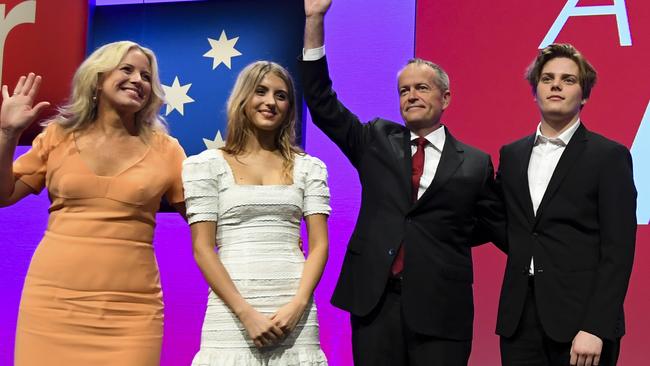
[{"left": 90, "top": 0, "right": 304, "bottom": 156}]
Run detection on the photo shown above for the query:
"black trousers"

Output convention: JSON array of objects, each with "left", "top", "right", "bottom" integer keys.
[
  {"left": 500, "top": 278, "right": 621, "bottom": 366},
  {"left": 351, "top": 278, "right": 471, "bottom": 366}
]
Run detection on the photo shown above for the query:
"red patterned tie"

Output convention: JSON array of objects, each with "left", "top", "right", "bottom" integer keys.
[{"left": 391, "top": 136, "right": 427, "bottom": 276}]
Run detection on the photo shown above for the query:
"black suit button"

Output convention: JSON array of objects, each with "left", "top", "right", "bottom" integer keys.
[
  {"left": 532, "top": 232, "right": 539, "bottom": 237},
  {"left": 388, "top": 248, "right": 396, "bottom": 256}
]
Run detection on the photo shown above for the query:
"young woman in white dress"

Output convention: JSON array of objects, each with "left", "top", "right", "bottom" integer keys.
[{"left": 183, "top": 61, "right": 330, "bottom": 365}]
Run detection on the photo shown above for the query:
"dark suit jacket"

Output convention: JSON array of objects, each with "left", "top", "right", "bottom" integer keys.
[
  {"left": 495, "top": 123, "right": 637, "bottom": 342},
  {"left": 300, "top": 56, "right": 502, "bottom": 340}
]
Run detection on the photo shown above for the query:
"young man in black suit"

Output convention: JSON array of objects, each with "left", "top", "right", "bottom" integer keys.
[
  {"left": 301, "top": 1, "right": 503, "bottom": 365},
  {"left": 496, "top": 44, "right": 637, "bottom": 366}
]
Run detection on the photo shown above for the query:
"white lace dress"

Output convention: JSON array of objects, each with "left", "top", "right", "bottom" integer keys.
[{"left": 182, "top": 149, "right": 330, "bottom": 366}]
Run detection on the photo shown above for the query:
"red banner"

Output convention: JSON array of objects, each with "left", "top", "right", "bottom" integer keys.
[
  {"left": 1, "top": 0, "right": 88, "bottom": 143},
  {"left": 416, "top": 1, "right": 650, "bottom": 364}
]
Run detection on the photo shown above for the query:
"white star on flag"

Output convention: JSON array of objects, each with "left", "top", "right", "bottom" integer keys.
[
  {"left": 203, "top": 30, "right": 243, "bottom": 69},
  {"left": 203, "top": 130, "right": 225, "bottom": 150},
  {"left": 162, "top": 76, "right": 195, "bottom": 116}
]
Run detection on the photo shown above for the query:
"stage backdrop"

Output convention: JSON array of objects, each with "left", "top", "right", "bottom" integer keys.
[
  {"left": 412, "top": 0, "right": 649, "bottom": 364},
  {"left": 1, "top": 1, "right": 648, "bottom": 365},
  {"left": 0, "top": 0, "right": 87, "bottom": 142}
]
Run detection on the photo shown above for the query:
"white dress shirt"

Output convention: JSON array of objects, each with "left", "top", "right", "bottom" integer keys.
[
  {"left": 303, "top": 46, "right": 326, "bottom": 61},
  {"left": 412, "top": 127, "right": 445, "bottom": 199},
  {"left": 527, "top": 120, "right": 581, "bottom": 275}
]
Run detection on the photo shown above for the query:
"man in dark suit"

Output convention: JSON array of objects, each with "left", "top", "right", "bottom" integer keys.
[
  {"left": 301, "top": 1, "right": 503, "bottom": 365},
  {"left": 496, "top": 44, "right": 637, "bottom": 366}
]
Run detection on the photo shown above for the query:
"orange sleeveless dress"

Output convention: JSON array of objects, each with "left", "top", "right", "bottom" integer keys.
[{"left": 12, "top": 124, "right": 185, "bottom": 365}]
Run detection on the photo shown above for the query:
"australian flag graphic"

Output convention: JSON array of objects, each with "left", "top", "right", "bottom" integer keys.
[{"left": 90, "top": 0, "right": 305, "bottom": 156}]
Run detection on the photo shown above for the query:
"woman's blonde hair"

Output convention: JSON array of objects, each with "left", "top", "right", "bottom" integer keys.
[
  {"left": 52, "top": 40, "right": 167, "bottom": 136},
  {"left": 222, "top": 61, "right": 302, "bottom": 180}
]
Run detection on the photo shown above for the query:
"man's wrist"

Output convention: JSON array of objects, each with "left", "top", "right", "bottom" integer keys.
[{"left": 305, "top": 13, "right": 326, "bottom": 21}]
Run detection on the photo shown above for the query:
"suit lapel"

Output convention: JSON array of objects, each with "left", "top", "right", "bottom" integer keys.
[
  {"left": 514, "top": 135, "right": 537, "bottom": 224},
  {"left": 534, "top": 124, "right": 588, "bottom": 225},
  {"left": 413, "top": 128, "right": 463, "bottom": 208},
  {"left": 388, "top": 128, "right": 413, "bottom": 202}
]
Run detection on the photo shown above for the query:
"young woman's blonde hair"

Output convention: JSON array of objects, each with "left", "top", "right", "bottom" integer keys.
[
  {"left": 222, "top": 61, "right": 302, "bottom": 181},
  {"left": 51, "top": 41, "right": 167, "bottom": 137}
]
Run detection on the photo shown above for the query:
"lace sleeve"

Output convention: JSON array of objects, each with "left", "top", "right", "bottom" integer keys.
[
  {"left": 301, "top": 155, "right": 331, "bottom": 217},
  {"left": 182, "top": 151, "right": 224, "bottom": 224}
]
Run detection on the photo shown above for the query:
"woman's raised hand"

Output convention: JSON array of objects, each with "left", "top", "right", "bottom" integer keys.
[{"left": 1, "top": 73, "right": 50, "bottom": 137}]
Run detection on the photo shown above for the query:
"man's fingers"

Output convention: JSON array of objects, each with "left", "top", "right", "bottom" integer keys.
[
  {"left": 593, "top": 354, "right": 600, "bottom": 366},
  {"left": 570, "top": 349, "right": 578, "bottom": 365},
  {"left": 577, "top": 353, "right": 586, "bottom": 366}
]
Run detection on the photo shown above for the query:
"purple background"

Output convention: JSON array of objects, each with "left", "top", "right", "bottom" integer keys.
[{"left": 304, "top": 2, "right": 417, "bottom": 365}]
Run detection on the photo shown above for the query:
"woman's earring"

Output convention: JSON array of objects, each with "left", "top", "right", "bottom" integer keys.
[{"left": 92, "top": 88, "right": 100, "bottom": 105}]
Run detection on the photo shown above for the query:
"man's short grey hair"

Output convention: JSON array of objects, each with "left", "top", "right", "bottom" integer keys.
[{"left": 400, "top": 58, "right": 450, "bottom": 92}]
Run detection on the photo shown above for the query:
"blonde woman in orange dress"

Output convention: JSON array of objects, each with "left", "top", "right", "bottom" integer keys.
[{"left": 0, "top": 41, "right": 186, "bottom": 365}]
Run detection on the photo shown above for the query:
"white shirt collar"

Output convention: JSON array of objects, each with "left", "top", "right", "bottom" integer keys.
[
  {"left": 410, "top": 125, "right": 445, "bottom": 152},
  {"left": 534, "top": 119, "right": 581, "bottom": 146}
]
